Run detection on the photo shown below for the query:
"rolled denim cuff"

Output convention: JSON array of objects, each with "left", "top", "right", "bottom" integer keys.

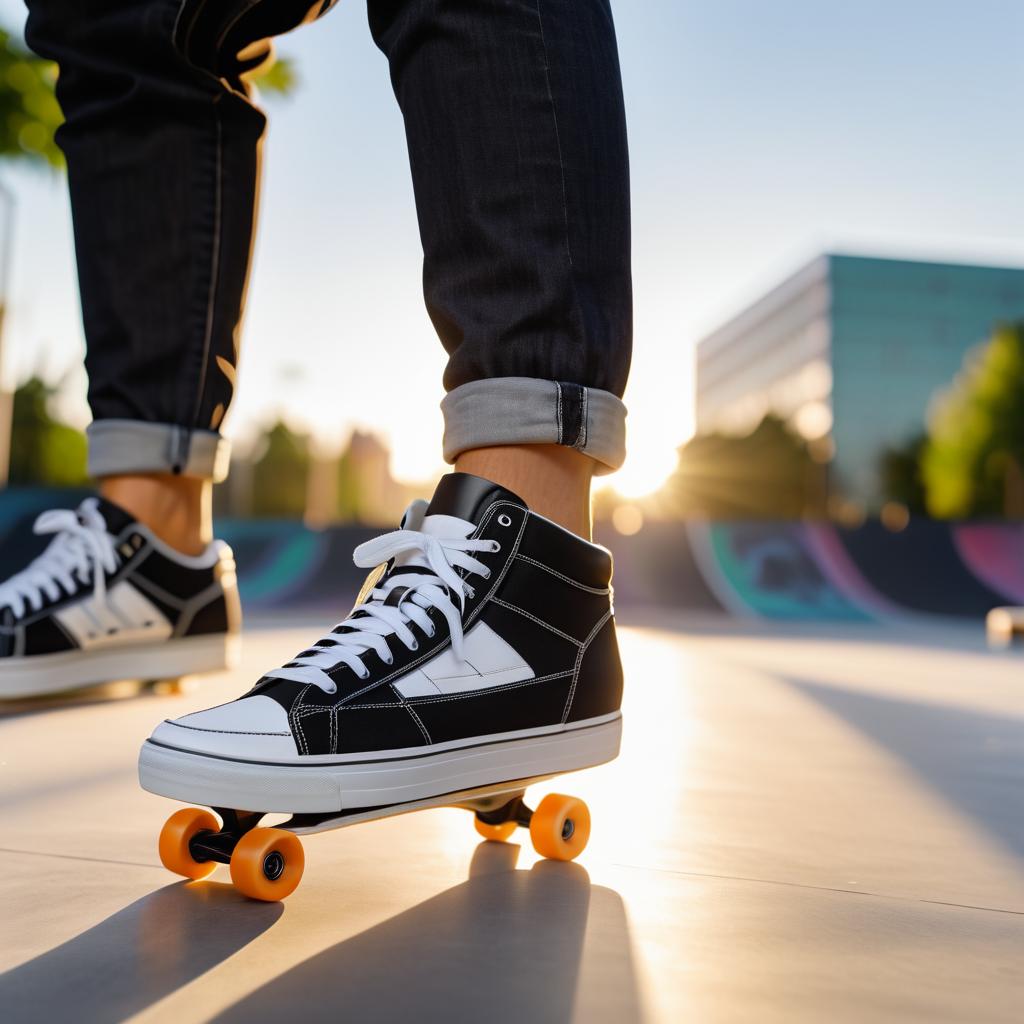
[
  {"left": 87, "top": 420, "right": 231, "bottom": 482},
  {"left": 441, "top": 377, "right": 627, "bottom": 474}
]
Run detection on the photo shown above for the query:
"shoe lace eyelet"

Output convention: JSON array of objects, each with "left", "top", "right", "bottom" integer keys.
[
  {"left": 497, "top": 514, "right": 512, "bottom": 527},
  {"left": 490, "top": 541, "right": 502, "bottom": 553},
  {"left": 359, "top": 670, "right": 370, "bottom": 681},
  {"left": 426, "top": 627, "right": 436, "bottom": 638},
  {"left": 409, "top": 639, "right": 419, "bottom": 651},
  {"left": 481, "top": 568, "right": 492, "bottom": 580}
]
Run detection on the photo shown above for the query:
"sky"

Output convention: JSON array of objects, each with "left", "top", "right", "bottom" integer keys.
[{"left": 2, "top": 0, "right": 1023, "bottom": 496}]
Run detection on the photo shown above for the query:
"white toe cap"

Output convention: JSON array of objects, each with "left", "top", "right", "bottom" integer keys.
[{"left": 150, "top": 695, "right": 298, "bottom": 759}]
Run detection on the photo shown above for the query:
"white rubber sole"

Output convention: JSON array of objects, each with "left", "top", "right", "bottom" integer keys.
[
  {"left": 138, "top": 712, "right": 622, "bottom": 814},
  {"left": 0, "top": 632, "right": 241, "bottom": 699}
]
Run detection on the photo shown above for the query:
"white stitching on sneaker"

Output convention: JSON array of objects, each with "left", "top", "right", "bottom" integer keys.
[
  {"left": 403, "top": 670, "right": 573, "bottom": 706},
  {"left": 561, "top": 609, "right": 613, "bottom": 723},
  {"left": 490, "top": 597, "right": 583, "bottom": 647},
  {"left": 290, "top": 683, "right": 313, "bottom": 755},
  {"left": 513, "top": 554, "right": 610, "bottom": 595},
  {"left": 164, "top": 721, "right": 290, "bottom": 736},
  {"left": 404, "top": 702, "right": 431, "bottom": 743}
]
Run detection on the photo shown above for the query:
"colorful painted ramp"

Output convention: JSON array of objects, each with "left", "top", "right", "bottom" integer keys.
[
  {"left": 835, "top": 519, "right": 1009, "bottom": 618},
  {"left": 953, "top": 524, "right": 1024, "bottom": 605},
  {"left": 218, "top": 521, "right": 378, "bottom": 608},
  {"left": 593, "top": 520, "right": 726, "bottom": 612},
  {"left": 685, "top": 519, "right": 1019, "bottom": 620},
  {"left": 1, "top": 488, "right": 1022, "bottom": 620},
  {"left": 687, "top": 521, "right": 871, "bottom": 620}
]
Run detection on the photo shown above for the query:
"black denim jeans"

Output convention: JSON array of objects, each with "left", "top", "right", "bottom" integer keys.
[{"left": 25, "top": 0, "right": 632, "bottom": 479}]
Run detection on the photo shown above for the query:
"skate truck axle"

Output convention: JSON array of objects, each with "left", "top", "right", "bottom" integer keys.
[
  {"left": 186, "top": 808, "right": 262, "bottom": 866},
  {"left": 473, "top": 794, "right": 535, "bottom": 829},
  {"left": 157, "top": 791, "right": 591, "bottom": 902}
]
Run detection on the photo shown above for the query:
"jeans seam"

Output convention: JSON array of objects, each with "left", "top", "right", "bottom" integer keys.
[
  {"left": 556, "top": 381, "right": 564, "bottom": 444},
  {"left": 575, "top": 386, "right": 589, "bottom": 449},
  {"left": 534, "top": 0, "right": 573, "bottom": 268},
  {"left": 172, "top": 0, "right": 192, "bottom": 53},
  {"left": 189, "top": 106, "right": 224, "bottom": 452}
]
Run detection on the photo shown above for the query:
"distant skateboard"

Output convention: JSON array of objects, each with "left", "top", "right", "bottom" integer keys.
[{"left": 156, "top": 774, "right": 591, "bottom": 901}]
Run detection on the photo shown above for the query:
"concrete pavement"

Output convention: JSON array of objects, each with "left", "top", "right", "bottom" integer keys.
[{"left": 2, "top": 619, "right": 1023, "bottom": 1022}]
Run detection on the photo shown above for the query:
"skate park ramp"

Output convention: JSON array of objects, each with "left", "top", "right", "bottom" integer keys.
[
  {"left": 3, "top": 488, "right": 1021, "bottom": 623},
  {"left": 2, "top": 621, "right": 1023, "bottom": 1022}
]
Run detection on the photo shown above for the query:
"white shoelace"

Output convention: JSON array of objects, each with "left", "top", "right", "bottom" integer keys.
[
  {"left": 0, "top": 499, "right": 119, "bottom": 619},
  {"left": 267, "top": 519, "right": 500, "bottom": 695}
]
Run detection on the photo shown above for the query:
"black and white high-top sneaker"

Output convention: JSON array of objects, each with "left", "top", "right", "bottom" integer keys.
[
  {"left": 0, "top": 497, "right": 241, "bottom": 698},
  {"left": 139, "top": 474, "right": 623, "bottom": 813}
]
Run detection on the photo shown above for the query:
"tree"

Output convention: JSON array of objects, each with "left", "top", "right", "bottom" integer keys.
[
  {"left": 249, "top": 420, "right": 309, "bottom": 518},
  {"left": 252, "top": 54, "right": 298, "bottom": 96},
  {"left": 0, "top": 29, "right": 63, "bottom": 169},
  {"left": 8, "top": 376, "right": 88, "bottom": 485},
  {"left": 665, "top": 414, "right": 820, "bottom": 520},
  {"left": 921, "top": 324, "right": 1024, "bottom": 518},
  {"left": 879, "top": 433, "right": 928, "bottom": 516}
]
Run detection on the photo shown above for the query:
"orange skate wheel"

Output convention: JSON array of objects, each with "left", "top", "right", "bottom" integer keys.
[
  {"left": 158, "top": 807, "right": 220, "bottom": 880},
  {"left": 229, "top": 827, "right": 304, "bottom": 901},
  {"left": 474, "top": 816, "right": 518, "bottom": 842},
  {"left": 529, "top": 794, "right": 590, "bottom": 862}
]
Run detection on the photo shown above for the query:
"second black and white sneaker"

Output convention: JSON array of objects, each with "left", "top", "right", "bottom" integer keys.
[
  {"left": 0, "top": 497, "right": 241, "bottom": 698},
  {"left": 139, "top": 473, "right": 623, "bottom": 813}
]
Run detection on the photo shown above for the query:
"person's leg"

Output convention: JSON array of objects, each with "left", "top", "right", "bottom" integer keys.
[
  {"left": 368, "top": 0, "right": 632, "bottom": 539},
  {"left": 455, "top": 445, "right": 594, "bottom": 538},
  {"left": 135, "top": 1, "right": 628, "bottom": 856},
  {"left": 24, "top": 0, "right": 270, "bottom": 554},
  {"left": 100, "top": 475, "right": 213, "bottom": 556},
  {"left": 0, "top": 1, "right": 332, "bottom": 695}
]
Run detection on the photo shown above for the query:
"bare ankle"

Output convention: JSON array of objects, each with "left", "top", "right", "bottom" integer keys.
[
  {"left": 453, "top": 445, "right": 594, "bottom": 540},
  {"left": 100, "top": 474, "right": 212, "bottom": 556}
]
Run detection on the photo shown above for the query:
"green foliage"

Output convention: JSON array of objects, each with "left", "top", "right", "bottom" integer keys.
[
  {"left": 879, "top": 433, "right": 928, "bottom": 515},
  {"left": 0, "top": 29, "right": 63, "bottom": 169},
  {"left": 250, "top": 420, "right": 309, "bottom": 518},
  {"left": 921, "top": 324, "right": 1024, "bottom": 518},
  {"left": 253, "top": 55, "right": 298, "bottom": 96},
  {"left": 665, "top": 414, "right": 821, "bottom": 520},
  {"left": 335, "top": 444, "right": 362, "bottom": 523},
  {"left": 9, "top": 377, "right": 88, "bottom": 484}
]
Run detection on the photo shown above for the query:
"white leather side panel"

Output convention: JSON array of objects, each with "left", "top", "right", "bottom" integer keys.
[
  {"left": 56, "top": 581, "right": 173, "bottom": 650},
  {"left": 394, "top": 621, "right": 534, "bottom": 698}
]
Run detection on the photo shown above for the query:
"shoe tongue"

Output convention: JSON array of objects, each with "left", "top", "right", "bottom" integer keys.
[
  {"left": 89, "top": 497, "right": 136, "bottom": 536},
  {"left": 391, "top": 513, "right": 475, "bottom": 571},
  {"left": 387, "top": 475, "right": 524, "bottom": 575},
  {"left": 425, "top": 473, "right": 527, "bottom": 527}
]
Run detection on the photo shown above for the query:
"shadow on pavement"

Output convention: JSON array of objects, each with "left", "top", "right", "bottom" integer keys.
[
  {"left": 786, "top": 675, "right": 1024, "bottom": 862},
  {"left": 0, "top": 880, "right": 283, "bottom": 1022},
  {"left": 215, "top": 841, "right": 646, "bottom": 1024}
]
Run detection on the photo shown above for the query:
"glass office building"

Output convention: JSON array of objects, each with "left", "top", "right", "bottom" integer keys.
[{"left": 696, "top": 254, "right": 1024, "bottom": 509}]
